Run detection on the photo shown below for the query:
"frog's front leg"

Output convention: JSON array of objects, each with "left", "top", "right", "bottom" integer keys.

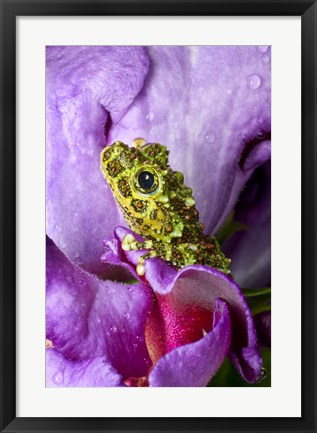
[
  {"left": 122, "top": 233, "right": 153, "bottom": 252},
  {"left": 121, "top": 234, "right": 158, "bottom": 276}
]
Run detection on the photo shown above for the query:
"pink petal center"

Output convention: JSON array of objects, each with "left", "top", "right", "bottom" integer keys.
[{"left": 145, "top": 293, "right": 213, "bottom": 364}]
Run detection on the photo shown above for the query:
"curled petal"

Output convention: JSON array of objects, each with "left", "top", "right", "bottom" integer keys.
[
  {"left": 46, "top": 236, "right": 152, "bottom": 379},
  {"left": 113, "top": 226, "right": 262, "bottom": 383},
  {"left": 46, "top": 348, "right": 125, "bottom": 387},
  {"left": 148, "top": 262, "right": 262, "bottom": 382},
  {"left": 148, "top": 299, "right": 231, "bottom": 387}
]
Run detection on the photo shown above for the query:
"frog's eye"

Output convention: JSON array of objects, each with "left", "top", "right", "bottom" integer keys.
[
  {"left": 134, "top": 168, "right": 159, "bottom": 195},
  {"left": 138, "top": 171, "right": 154, "bottom": 190}
]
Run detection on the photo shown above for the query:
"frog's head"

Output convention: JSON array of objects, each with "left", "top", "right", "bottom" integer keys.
[{"left": 101, "top": 141, "right": 196, "bottom": 242}]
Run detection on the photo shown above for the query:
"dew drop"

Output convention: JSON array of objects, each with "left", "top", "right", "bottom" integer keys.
[
  {"left": 78, "top": 279, "right": 86, "bottom": 286},
  {"left": 256, "top": 45, "right": 269, "bottom": 53},
  {"left": 52, "top": 371, "right": 64, "bottom": 385},
  {"left": 256, "top": 367, "right": 267, "bottom": 383},
  {"left": 262, "top": 54, "right": 270, "bottom": 64},
  {"left": 205, "top": 133, "right": 216, "bottom": 143},
  {"left": 111, "top": 325, "right": 117, "bottom": 333},
  {"left": 124, "top": 312, "right": 130, "bottom": 319},
  {"left": 145, "top": 112, "right": 155, "bottom": 122},
  {"left": 59, "top": 240, "right": 67, "bottom": 249},
  {"left": 257, "top": 130, "right": 265, "bottom": 139},
  {"left": 248, "top": 74, "right": 262, "bottom": 90}
]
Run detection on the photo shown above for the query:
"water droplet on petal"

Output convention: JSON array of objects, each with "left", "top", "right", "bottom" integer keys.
[
  {"left": 256, "top": 367, "right": 267, "bottom": 383},
  {"left": 52, "top": 371, "right": 64, "bottom": 385},
  {"left": 262, "top": 54, "right": 270, "bottom": 64},
  {"left": 111, "top": 326, "right": 117, "bottom": 333},
  {"left": 59, "top": 240, "right": 67, "bottom": 249},
  {"left": 248, "top": 74, "right": 262, "bottom": 90},
  {"left": 205, "top": 133, "right": 216, "bottom": 143},
  {"left": 124, "top": 312, "right": 130, "bottom": 319},
  {"left": 145, "top": 112, "right": 155, "bottom": 121},
  {"left": 256, "top": 45, "right": 269, "bottom": 53},
  {"left": 257, "top": 130, "right": 266, "bottom": 139}
]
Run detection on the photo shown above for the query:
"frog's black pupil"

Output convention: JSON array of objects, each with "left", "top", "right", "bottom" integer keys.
[{"left": 138, "top": 171, "right": 155, "bottom": 190}]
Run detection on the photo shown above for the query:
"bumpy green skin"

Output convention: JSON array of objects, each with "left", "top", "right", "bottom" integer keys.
[{"left": 101, "top": 141, "right": 231, "bottom": 274}]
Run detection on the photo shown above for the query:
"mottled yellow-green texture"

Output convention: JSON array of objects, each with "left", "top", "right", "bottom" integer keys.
[{"left": 101, "top": 141, "right": 231, "bottom": 274}]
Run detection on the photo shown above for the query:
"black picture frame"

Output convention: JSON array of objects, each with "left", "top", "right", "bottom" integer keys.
[{"left": 0, "top": 0, "right": 316, "bottom": 432}]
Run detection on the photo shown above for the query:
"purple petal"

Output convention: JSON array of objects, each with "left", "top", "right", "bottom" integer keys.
[
  {"left": 223, "top": 161, "right": 271, "bottom": 288},
  {"left": 112, "top": 226, "right": 151, "bottom": 266},
  {"left": 145, "top": 262, "right": 261, "bottom": 383},
  {"left": 46, "top": 348, "right": 125, "bottom": 387},
  {"left": 101, "top": 233, "right": 141, "bottom": 280},
  {"left": 109, "top": 46, "right": 271, "bottom": 234},
  {"left": 112, "top": 226, "right": 262, "bottom": 382},
  {"left": 46, "top": 46, "right": 150, "bottom": 268},
  {"left": 148, "top": 299, "right": 231, "bottom": 387},
  {"left": 46, "top": 236, "right": 152, "bottom": 379}
]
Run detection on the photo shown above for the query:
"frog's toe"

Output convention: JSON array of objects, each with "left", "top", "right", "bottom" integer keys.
[
  {"left": 122, "top": 233, "right": 136, "bottom": 251},
  {"left": 136, "top": 263, "right": 146, "bottom": 276}
]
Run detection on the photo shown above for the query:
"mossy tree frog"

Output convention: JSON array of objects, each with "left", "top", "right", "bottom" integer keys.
[{"left": 101, "top": 140, "right": 231, "bottom": 276}]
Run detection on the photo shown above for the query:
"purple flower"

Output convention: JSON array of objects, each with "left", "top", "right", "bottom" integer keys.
[
  {"left": 46, "top": 46, "right": 271, "bottom": 386},
  {"left": 47, "top": 226, "right": 261, "bottom": 386}
]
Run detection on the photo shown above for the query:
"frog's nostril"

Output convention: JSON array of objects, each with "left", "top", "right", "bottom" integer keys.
[
  {"left": 101, "top": 146, "right": 114, "bottom": 164},
  {"left": 101, "top": 141, "right": 125, "bottom": 163}
]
